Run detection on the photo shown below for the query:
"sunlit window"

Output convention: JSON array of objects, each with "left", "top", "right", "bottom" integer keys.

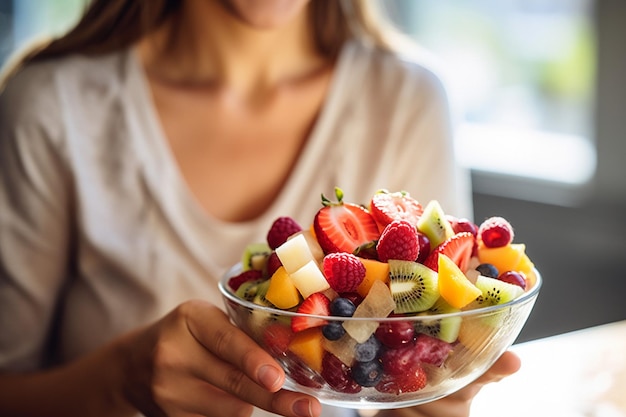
[{"left": 386, "top": 0, "right": 597, "bottom": 204}]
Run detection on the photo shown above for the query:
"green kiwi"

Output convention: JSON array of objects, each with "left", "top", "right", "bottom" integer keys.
[
  {"left": 235, "top": 279, "right": 265, "bottom": 301},
  {"left": 251, "top": 279, "right": 273, "bottom": 307},
  {"left": 474, "top": 275, "right": 524, "bottom": 307},
  {"left": 471, "top": 275, "right": 524, "bottom": 326},
  {"left": 416, "top": 200, "right": 454, "bottom": 249},
  {"left": 415, "top": 298, "right": 462, "bottom": 343},
  {"left": 388, "top": 260, "right": 439, "bottom": 314},
  {"left": 241, "top": 243, "right": 272, "bottom": 271}
]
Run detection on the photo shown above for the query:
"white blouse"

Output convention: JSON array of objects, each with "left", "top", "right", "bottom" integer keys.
[{"left": 0, "top": 39, "right": 471, "bottom": 416}]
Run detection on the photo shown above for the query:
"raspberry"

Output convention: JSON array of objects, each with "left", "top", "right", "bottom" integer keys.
[
  {"left": 376, "top": 220, "right": 419, "bottom": 262},
  {"left": 266, "top": 216, "right": 302, "bottom": 250},
  {"left": 322, "top": 253, "right": 366, "bottom": 293},
  {"left": 265, "top": 252, "right": 283, "bottom": 277},
  {"left": 227, "top": 269, "right": 262, "bottom": 291},
  {"left": 478, "top": 216, "right": 514, "bottom": 248},
  {"left": 414, "top": 334, "right": 453, "bottom": 367}
]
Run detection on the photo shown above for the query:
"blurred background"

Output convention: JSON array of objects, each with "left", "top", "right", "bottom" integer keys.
[{"left": 1, "top": 0, "right": 624, "bottom": 343}]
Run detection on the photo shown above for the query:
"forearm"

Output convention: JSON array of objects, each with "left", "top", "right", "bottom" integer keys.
[{"left": 0, "top": 331, "right": 137, "bottom": 417}]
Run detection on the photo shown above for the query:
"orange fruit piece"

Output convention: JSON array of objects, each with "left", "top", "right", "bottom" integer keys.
[
  {"left": 477, "top": 242, "right": 525, "bottom": 274},
  {"left": 287, "top": 328, "right": 324, "bottom": 372},
  {"left": 438, "top": 254, "right": 482, "bottom": 309},
  {"left": 356, "top": 258, "right": 390, "bottom": 297},
  {"left": 266, "top": 266, "right": 301, "bottom": 309}
]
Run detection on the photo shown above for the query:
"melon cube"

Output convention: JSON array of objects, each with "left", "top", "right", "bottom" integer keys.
[
  {"left": 356, "top": 258, "right": 390, "bottom": 297},
  {"left": 438, "top": 254, "right": 482, "bottom": 309},
  {"left": 288, "top": 328, "right": 324, "bottom": 372},
  {"left": 477, "top": 243, "right": 525, "bottom": 275},
  {"left": 265, "top": 266, "right": 301, "bottom": 309},
  {"left": 289, "top": 260, "right": 330, "bottom": 299},
  {"left": 276, "top": 234, "right": 316, "bottom": 274}
]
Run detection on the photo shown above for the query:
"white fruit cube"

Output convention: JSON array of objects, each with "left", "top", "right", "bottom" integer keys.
[
  {"left": 289, "top": 260, "right": 330, "bottom": 299},
  {"left": 276, "top": 233, "right": 316, "bottom": 274}
]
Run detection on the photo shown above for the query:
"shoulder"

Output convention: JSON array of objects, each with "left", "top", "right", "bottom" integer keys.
[
  {"left": 345, "top": 40, "right": 450, "bottom": 104},
  {"left": 1, "top": 51, "right": 130, "bottom": 132}
]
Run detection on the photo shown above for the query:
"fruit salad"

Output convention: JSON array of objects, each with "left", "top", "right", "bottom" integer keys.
[{"left": 224, "top": 188, "right": 538, "bottom": 400}]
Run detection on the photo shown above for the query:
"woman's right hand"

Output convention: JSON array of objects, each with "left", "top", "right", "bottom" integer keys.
[{"left": 120, "top": 299, "right": 321, "bottom": 417}]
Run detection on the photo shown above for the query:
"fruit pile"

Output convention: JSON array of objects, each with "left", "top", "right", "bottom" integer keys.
[{"left": 227, "top": 188, "right": 537, "bottom": 395}]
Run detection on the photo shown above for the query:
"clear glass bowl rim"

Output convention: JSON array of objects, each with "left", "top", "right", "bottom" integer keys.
[{"left": 218, "top": 263, "right": 542, "bottom": 322}]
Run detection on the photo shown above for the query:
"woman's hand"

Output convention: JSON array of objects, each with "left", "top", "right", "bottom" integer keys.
[
  {"left": 120, "top": 299, "right": 321, "bottom": 417},
  {"left": 374, "top": 351, "right": 522, "bottom": 417}
]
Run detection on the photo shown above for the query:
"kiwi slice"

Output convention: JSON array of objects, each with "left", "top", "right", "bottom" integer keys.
[
  {"left": 388, "top": 260, "right": 439, "bottom": 314},
  {"left": 235, "top": 279, "right": 265, "bottom": 301},
  {"left": 415, "top": 298, "right": 462, "bottom": 343},
  {"left": 416, "top": 200, "right": 454, "bottom": 249},
  {"left": 251, "top": 279, "right": 273, "bottom": 307},
  {"left": 474, "top": 275, "right": 524, "bottom": 307},
  {"left": 471, "top": 275, "right": 525, "bottom": 327},
  {"left": 241, "top": 243, "right": 272, "bottom": 271}
]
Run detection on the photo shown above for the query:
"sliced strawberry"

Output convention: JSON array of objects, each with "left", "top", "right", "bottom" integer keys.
[
  {"left": 262, "top": 323, "right": 293, "bottom": 356},
  {"left": 313, "top": 189, "right": 379, "bottom": 255},
  {"left": 370, "top": 190, "right": 423, "bottom": 230},
  {"left": 423, "top": 232, "right": 475, "bottom": 272},
  {"left": 291, "top": 292, "right": 331, "bottom": 332}
]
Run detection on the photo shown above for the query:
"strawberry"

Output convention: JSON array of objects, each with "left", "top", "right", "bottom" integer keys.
[
  {"left": 375, "top": 366, "right": 427, "bottom": 394},
  {"left": 228, "top": 269, "right": 263, "bottom": 291},
  {"left": 370, "top": 190, "right": 423, "bottom": 230},
  {"left": 423, "top": 232, "right": 475, "bottom": 272},
  {"left": 322, "top": 252, "right": 366, "bottom": 293},
  {"left": 478, "top": 216, "right": 514, "bottom": 248},
  {"left": 262, "top": 323, "right": 293, "bottom": 356},
  {"left": 267, "top": 216, "right": 303, "bottom": 250},
  {"left": 313, "top": 188, "right": 380, "bottom": 255},
  {"left": 376, "top": 220, "right": 420, "bottom": 262},
  {"left": 291, "top": 292, "right": 331, "bottom": 332}
]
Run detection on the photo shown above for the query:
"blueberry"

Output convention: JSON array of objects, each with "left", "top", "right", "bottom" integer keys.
[
  {"left": 354, "top": 335, "right": 382, "bottom": 362},
  {"left": 329, "top": 298, "right": 356, "bottom": 317},
  {"left": 351, "top": 359, "right": 383, "bottom": 387},
  {"left": 476, "top": 263, "right": 499, "bottom": 278},
  {"left": 322, "top": 321, "right": 345, "bottom": 340}
]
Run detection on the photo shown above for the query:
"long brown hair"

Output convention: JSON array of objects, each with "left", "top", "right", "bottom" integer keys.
[{"left": 1, "top": 0, "right": 402, "bottom": 85}]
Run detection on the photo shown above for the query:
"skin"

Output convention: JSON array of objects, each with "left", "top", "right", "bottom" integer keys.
[{"left": 0, "top": 1, "right": 521, "bottom": 416}]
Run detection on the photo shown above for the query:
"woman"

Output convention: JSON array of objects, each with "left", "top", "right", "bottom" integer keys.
[{"left": 0, "top": 0, "right": 520, "bottom": 416}]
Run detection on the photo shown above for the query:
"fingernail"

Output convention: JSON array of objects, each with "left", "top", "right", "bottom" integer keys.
[
  {"left": 258, "top": 365, "right": 282, "bottom": 391},
  {"left": 293, "top": 399, "right": 313, "bottom": 417}
]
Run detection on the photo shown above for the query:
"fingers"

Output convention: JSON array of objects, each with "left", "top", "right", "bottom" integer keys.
[
  {"left": 183, "top": 301, "right": 285, "bottom": 392},
  {"left": 180, "top": 301, "right": 321, "bottom": 417},
  {"left": 473, "top": 350, "right": 521, "bottom": 385}
]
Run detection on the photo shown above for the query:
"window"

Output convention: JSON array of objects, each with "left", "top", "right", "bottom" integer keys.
[{"left": 386, "top": 0, "right": 597, "bottom": 205}]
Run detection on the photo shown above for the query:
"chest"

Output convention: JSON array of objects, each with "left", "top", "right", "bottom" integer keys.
[{"left": 148, "top": 75, "right": 332, "bottom": 222}]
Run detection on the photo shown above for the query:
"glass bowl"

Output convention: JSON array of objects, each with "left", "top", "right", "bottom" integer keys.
[{"left": 218, "top": 264, "right": 541, "bottom": 410}]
